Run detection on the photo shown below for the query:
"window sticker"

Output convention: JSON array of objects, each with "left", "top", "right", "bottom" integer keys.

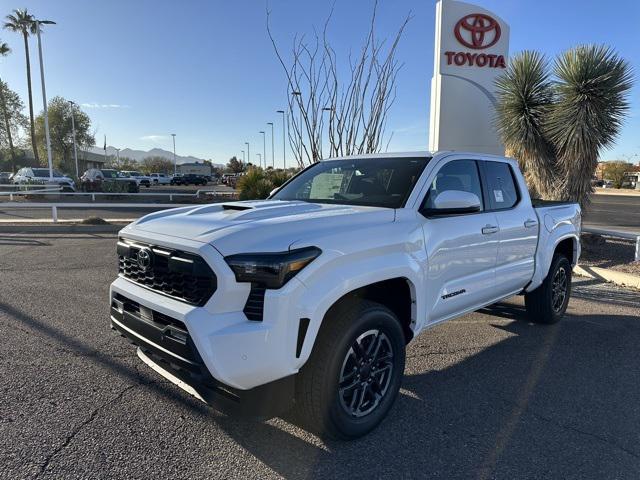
[
  {"left": 493, "top": 189, "right": 504, "bottom": 203},
  {"left": 310, "top": 173, "right": 344, "bottom": 199}
]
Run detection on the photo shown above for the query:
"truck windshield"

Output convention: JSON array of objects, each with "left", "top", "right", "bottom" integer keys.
[{"left": 272, "top": 157, "right": 430, "bottom": 208}]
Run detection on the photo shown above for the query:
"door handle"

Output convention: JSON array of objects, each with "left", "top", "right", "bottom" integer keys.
[
  {"left": 524, "top": 219, "right": 538, "bottom": 228},
  {"left": 482, "top": 225, "right": 499, "bottom": 235}
]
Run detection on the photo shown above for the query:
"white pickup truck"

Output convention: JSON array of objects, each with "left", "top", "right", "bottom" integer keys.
[{"left": 110, "top": 151, "right": 581, "bottom": 439}]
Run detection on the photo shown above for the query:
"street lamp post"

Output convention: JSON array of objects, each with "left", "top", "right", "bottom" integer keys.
[
  {"left": 291, "top": 91, "right": 302, "bottom": 164},
  {"left": 69, "top": 100, "right": 79, "bottom": 177},
  {"left": 276, "top": 110, "right": 286, "bottom": 170},
  {"left": 245, "top": 142, "right": 250, "bottom": 166},
  {"left": 257, "top": 153, "right": 261, "bottom": 166},
  {"left": 171, "top": 134, "right": 177, "bottom": 176},
  {"left": 267, "top": 122, "right": 274, "bottom": 168},
  {"left": 241, "top": 150, "right": 245, "bottom": 163},
  {"left": 259, "top": 131, "right": 266, "bottom": 169},
  {"left": 35, "top": 19, "right": 56, "bottom": 180}
]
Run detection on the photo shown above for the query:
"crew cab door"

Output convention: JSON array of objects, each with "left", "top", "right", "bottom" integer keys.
[
  {"left": 479, "top": 160, "right": 538, "bottom": 297},
  {"left": 419, "top": 158, "right": 499, "bottom": 324}
]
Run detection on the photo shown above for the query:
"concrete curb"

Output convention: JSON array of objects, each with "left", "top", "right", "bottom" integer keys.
[
  {"left": 0, "top": 224, "right": 124, "bottom": 234},
  {"left": 574, "top": 264, "right": 640, "bottom": 290}
]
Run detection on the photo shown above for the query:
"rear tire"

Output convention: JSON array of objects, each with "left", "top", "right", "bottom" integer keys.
[
  {"left": 525, "top": 254, "right": 572, "bottom": 324},
  {"left": 295, "top": 300, "right": 406, "bottom": 440}
]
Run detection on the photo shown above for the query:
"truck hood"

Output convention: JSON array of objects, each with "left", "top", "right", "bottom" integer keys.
[{"left": 125, "top": 200, "right": 395, "bottom": 255}]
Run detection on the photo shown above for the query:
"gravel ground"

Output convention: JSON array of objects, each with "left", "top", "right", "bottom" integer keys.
[
  {"left": 580, "top": 236, "right": 640, "bottom": 275},
  {"left": 1, "top": 234, "right": 640, "bottom": 479}
]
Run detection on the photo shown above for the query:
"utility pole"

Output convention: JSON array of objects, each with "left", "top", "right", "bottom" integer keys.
[
  {"left": 35, "top": 19, "right": 56, "bottom": 180},
  {"left": 259, "top": 131, "right": 266, "bottom": 169},
  {"left": 69, "top": 100, "right": 79, "bottom": 177},
  {"left": 267, "top": 122, "right": 274, "bottom": 168},
  {"left": 171, "top": 134, "right": 177, "bottom": 176},
  {"left": 277, "top": 110, "right": 286, "bottom": 170}
]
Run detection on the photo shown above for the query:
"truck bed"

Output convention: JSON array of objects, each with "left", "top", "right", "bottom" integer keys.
[{"left": 531, "top": 199, "right": 576, "bottom": 208}]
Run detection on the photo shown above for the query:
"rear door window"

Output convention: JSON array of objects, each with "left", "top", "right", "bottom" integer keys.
[{"left": 482, "top": 161, "right": 519, "bottom": 210}]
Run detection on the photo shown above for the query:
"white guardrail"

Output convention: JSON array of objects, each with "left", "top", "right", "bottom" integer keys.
[
  {"left": 0, "top": 202, "right": 205, "bottom": 223},
  {"left": 0, "top": 188, "right": 238, "bottom": 223},
  {"left": 0, "top": 188, "right": 236, "bottom": 201},
  {"left": 583, "top": 227, "right": 640, "bottom": 262}
]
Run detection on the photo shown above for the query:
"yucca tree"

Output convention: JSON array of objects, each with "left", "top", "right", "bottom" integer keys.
[
  {"left": 4, "top": 8, "right": 39, "bottom": 163},
  {"left": 495, "top": 51, "right": 558, "bottom": 198},
  {"left": 0, "top": 39, "right": 17, "bottom": 170},
  {"left": 495, "top": 46, "right": 632, "bottom": 207}
]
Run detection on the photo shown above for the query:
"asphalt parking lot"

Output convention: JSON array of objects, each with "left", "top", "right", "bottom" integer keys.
[{"left": 1, "top": 233, "right": 640, "bottom": 479}]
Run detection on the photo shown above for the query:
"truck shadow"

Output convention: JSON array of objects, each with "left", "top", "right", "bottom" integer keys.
[
  {"left": 212, "top": 304, "right": 640, "bottom": 478},
  {"left": 4, "top": 294, "right": 640, "bottom": 478}
]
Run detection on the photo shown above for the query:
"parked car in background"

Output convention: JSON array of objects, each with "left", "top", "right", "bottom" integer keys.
[
  {"left": 120, "top": 170, "right": 151, "bottom": 188},
  {"left": 227, "top": 175, "right": 239, "bottom": 188},
  {"left": 12, "top": 167, "right": 76, "bottom": 191},
  {"left": 170, "top": 173, "right": 208, "bottom": 186},
  {"left": 149, "top": 173, "right": 172, "bottom": 185},
  {"left": 0, "top": 172, "right": 12, "bottom": 184},
  {"left": 221, "top": 173, "right": 235, "bottom": 185},
  {"left": 111, "top": 151, "right": 581, "bottom": 439},
  {"left": 81, "top": 168, "right": 139, "bottom": 193}
]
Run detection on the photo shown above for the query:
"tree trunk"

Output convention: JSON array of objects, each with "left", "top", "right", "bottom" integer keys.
[
  {"left": 0, "top": 79, "right": 17, "bottom": 172},
  {"left": 23, "top": 31, "right": 39, "bottom": 164}
]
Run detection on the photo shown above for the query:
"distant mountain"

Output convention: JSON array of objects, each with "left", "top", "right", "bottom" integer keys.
[{"left": 90, "top": 146, "right": 224, "bottom": 168}]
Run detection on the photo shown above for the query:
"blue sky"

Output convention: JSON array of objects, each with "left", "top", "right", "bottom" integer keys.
[{"left": 1, "top": 0, "right": 639, "bottom": 166}]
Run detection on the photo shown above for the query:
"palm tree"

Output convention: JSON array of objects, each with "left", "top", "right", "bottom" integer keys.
[
  {"left": 4, "top": 8, "right": 39, "bottom": 163},
  {"left": 495, "top": 46, "right": 632, "bottom": 207},
  {"left": 0, "top": 40, "right": 17, "bottom": 171}
]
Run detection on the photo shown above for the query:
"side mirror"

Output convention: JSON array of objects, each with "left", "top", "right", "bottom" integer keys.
[{"left": 422, "top": 190, "right": 481, "bottom": 217}]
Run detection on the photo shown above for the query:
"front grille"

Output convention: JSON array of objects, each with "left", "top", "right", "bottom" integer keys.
[
  {"left": 118, "top": 239, "right": 216, "bottom": 306},
  {"left": 243, "top": 284, "right": 266, "bottom": 321}
]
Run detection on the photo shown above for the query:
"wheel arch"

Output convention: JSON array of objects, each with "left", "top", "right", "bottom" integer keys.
[
  {"left": 294, "top": 271, "right": 419, "bottom": 370},
  {"left": 323, "top": 277, "right": 416, "bottom": 344},
  {"left": 527, "top": 233, "right": 580, "bottom": 293}
]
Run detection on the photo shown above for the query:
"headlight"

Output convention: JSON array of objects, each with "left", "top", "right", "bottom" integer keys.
[{"left": 225, "top": 247, "right": 321, "bottom": 289}]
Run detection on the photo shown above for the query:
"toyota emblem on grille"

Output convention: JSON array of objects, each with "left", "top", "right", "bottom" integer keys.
[{"left": 137, "top": 248, "right": 153, "bottom": 272}]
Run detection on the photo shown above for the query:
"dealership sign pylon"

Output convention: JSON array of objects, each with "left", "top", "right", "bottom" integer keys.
[{"left": 428, "top": 0, "right": 509, "bottom": 155}]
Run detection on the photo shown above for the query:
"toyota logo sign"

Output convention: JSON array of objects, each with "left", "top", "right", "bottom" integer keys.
[
  {"left": 137, "top": 248, "right": 153, "bottom": 272},
  {"left": 454, "top": 13, "right": 501, "bottom": 50},
  {"left": 444, "top": 12, "right": 506, "bottom": 69}
]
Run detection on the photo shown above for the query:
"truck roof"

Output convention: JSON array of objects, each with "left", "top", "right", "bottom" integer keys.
[{"left": 322, "top": 150, "right": 514, "bottom": 162}]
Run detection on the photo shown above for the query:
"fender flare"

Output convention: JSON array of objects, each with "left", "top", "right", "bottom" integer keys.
[{"left": 291, "top": 251, "right": 423, "bottom": 369}]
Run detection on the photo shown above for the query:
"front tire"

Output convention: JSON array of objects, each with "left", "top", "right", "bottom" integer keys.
[
  {"left": 525, "top": 254, "right": 572, "bottom": 324},
  {"left": 295, "top": 300, "right": 406, "bottom": 440}
]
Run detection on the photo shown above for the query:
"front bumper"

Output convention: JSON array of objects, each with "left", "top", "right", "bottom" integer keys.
[
  {"left": 110, "top": 295, "right": 294, "bottom": 416},
  {"left": 110, "top": 229, "right": 309, "bottom": 411}
]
